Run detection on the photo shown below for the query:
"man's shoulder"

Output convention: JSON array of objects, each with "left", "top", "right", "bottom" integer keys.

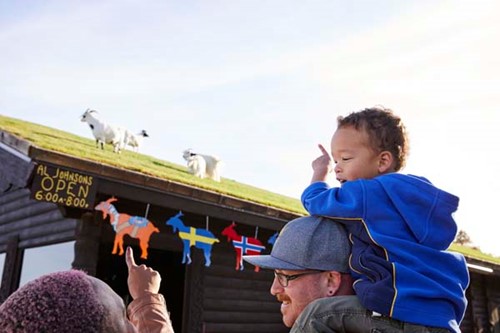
[{"left": 292, "top": 296, "right": 367, "bottom": 333}]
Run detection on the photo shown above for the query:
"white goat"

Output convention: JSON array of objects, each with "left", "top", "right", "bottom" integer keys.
[
  {"left": 185, "top": 154, "right": 207, "bottom": 179},
  {"left": 124, "top": 129, "right": 149, "bottom": 152},
  {"left": 182, "top": 149, "right": 222, "bottom": 182},
  {"left": 80, "top": 109, "right": 125, "bottom": 153}
]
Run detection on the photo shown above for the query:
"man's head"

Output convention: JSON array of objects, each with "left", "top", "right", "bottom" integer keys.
[
  {"left": 243, "top": 215, "right": 353, "bottom": 328},
  {"left": 88, "top": 275, "right": 137, "bottom": 333},
  {"left": 0, "top": 270, "right": 136, "bottom": 333},
  {"left": 332, "top": 106, "right": 409, "bottom": 182}
]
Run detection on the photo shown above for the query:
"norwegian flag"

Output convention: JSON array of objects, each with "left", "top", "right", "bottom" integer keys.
[
  {"left": 222, "top": 222, "right": 266, "bottom": 272},
  {"left": 233, "top": 236, "right": 266, "bottom": 255}
]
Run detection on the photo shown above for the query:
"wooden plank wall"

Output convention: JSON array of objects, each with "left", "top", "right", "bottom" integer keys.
[
  {"left": 0, "top": 188, "right": 78, "bottom": 302},
  {"left": 464, "top": 272, "right": 500, "bottom": 333},
  {"left": 486, "top": 275, "right": 500, "bottom": 333},
  {"left": 0, "top": 142, "right": 34, "bottom": 192},
  {"left": 201, "top": 243, "right": 287, "bottom": 333},
  {"left": 0, "top": 188, "right": 77, "bottom": 251}
]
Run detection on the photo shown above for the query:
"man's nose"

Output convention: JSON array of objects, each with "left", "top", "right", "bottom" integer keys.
[{"left": 270, "top": 275, "right": 283, "bottom": 296}]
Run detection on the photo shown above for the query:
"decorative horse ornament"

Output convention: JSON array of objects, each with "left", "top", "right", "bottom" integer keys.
[
  {"left": 95, "top": 197, "right": 159, "bottom": 259},
  {"left": 268, "top": 232, "right": 279, "bottom": 246},
  {"left": 221, "top": 222, "right": 266, "bottom": 272},
  {"left": 166, "top": 211, "right": 219, "bottom": 267}
]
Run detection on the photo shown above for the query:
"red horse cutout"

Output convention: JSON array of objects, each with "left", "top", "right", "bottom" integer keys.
[
  {"left": 222, "top": 222, "right": 266, "bottom": 272},
  {"left": 95, "top": 197, "right": 159, "bottom": 259}
]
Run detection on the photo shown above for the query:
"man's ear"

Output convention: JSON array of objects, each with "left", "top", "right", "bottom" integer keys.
[
  {"left": 326, "top": 271, "right": 342, "bottom": 295},
  {"left": 378, "top": 151, "right": 394, "bottom": 173}
]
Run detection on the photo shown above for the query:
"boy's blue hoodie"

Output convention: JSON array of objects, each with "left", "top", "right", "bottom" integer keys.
[{"left": 301, "top": 173, "right": 469, "bottom": 333}]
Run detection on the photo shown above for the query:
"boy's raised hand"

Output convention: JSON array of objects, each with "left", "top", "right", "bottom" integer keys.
[{"left": 311, "top": 144, "right": 333, "bottom": 183}]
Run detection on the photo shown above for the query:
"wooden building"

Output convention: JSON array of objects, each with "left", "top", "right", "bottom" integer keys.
[{"left": 1, "top": 119, "right": 500, "bottom": 333}]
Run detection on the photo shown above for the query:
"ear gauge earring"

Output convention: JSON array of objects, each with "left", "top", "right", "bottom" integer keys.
[{"left": 328, "top": 290, "right": 334, "bottom": 295}]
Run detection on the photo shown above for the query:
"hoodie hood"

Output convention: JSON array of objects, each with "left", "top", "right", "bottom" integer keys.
[{"left": 377, "top": 173, "right": 459, "bottom": 249}]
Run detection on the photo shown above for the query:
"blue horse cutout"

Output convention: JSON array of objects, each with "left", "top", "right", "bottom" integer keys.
[
  {"left": 166, "top": 211, "right": 219, "bottom": 267},
  {"left": 268, "top": 232, "right": 279, "bottom": 246}
]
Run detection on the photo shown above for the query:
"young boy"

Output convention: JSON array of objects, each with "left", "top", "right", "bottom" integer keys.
[{"left": 301, "top": 107, "right": 469, "bottom": 332}]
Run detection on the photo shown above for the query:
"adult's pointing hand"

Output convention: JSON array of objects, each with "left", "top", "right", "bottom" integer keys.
[{"left": 126, "top": 246, "right": 162, "bottom": 299}]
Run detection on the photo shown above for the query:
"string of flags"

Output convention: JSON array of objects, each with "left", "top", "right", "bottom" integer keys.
[{"left": 95, "top": 197, "right": 278, "bottom": 271}]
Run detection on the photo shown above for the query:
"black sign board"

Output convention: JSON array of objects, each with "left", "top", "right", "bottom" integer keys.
[{"left": 30, "top": 164, "right": 98, "bottom": 209}]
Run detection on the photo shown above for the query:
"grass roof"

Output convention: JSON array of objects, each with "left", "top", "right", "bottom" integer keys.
[{"left": 0, "top": 114, "right": 306, "bottom": 215}]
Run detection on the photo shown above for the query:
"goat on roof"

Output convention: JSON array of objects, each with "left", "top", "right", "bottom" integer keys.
[
  {"left": 182, "top": 148, "right": 223, "bottom": 182},
  {"left": 80, "top": 109, "right": 126, "bottom": 154},
  {"left": 124, "top": 129, "right": 149, "bottom": 152}
]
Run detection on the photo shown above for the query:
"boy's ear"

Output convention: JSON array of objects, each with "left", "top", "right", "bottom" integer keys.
[{"left": 378, "top": 151, "right": 394, "bottom": 173}]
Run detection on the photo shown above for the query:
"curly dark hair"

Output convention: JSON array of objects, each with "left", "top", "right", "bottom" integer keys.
[
  {"left": 0, "top": 270, "right": 105, "bottom": 333},
  {"left": 337, "top": 106, "right": 409, "bottom": 171}
]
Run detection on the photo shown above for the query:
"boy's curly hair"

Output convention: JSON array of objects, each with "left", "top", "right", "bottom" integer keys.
[{"left": 337, "top": 106, "right": 409, "bottom": 171}]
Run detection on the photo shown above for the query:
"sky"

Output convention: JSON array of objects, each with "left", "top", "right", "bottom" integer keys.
[{"left": 1, "top": 1, "right": 499, "bottom": 256}]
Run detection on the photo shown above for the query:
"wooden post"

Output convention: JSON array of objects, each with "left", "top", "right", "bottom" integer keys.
[
  {"left": 72, "top": 212, "right": 101, "bottom": 276},
  {"left": 0, "top": 236, "right": 24, "bottom": 303},
  {"left": 182, "top": 250, "right": 205, "bottom": 333}
]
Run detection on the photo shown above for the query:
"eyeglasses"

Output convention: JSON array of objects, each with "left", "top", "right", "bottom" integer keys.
[{"left": 274, "top": 270, "right": 324, "bottom": 288}]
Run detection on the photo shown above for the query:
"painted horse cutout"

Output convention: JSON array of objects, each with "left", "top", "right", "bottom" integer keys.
[
  {"left": 95, "top": 197, "right": 159, "bottom": 259},
  {"left": 165, "top": 211, "right": 219, "bottom": 267},
  {"left": 268, "top": 232, "right": 279, "bottom": 246},
  {"left": 222, "top": 222, "right": 266, "bottom": 272}
]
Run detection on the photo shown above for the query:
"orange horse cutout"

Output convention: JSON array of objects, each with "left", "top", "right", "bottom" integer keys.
[{"left": 95, "top": 197, "right": 159, "bottom": 259}]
